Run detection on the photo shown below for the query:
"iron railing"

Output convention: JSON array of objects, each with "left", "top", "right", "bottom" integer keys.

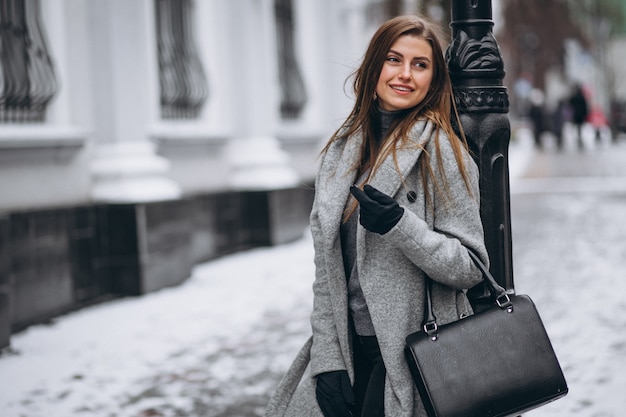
[
  {"left": 0, "top": 0, "right": 57, "bottom": 123},
  {"left": 274, "top": 0, "right": 307, "bottom": 120},
  {"left": 155, "top": 0, "right": 208, "bottom": 120}
]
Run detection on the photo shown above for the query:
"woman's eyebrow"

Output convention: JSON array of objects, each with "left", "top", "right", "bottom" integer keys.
[{"left": 388, "top": 49, "right": 431, "bottom": 62}]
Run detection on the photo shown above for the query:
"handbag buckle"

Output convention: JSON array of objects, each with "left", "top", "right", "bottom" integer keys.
[
  {"left": 496, "top": 293, "right": 513, "bottom": 311},
  {"left": 423, "top": 321, "right": 438, "bottom": 340}
]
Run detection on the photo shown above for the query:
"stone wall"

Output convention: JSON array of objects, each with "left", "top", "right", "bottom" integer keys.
[{"left": 0, "top": 186, "right": 314, "bottom": 348}]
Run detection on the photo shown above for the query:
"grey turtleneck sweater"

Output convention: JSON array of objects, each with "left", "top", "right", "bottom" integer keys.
[{"left": 340, "top": 107, "right": 406, "bottom": 336}]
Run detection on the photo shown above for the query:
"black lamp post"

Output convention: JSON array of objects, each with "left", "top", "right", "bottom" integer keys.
[{"left": 447, "top": 0, "right": 514, "bottom": 294}]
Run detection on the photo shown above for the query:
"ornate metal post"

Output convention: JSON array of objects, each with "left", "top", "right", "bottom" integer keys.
[{"left": 447, "top": 0, "right": 514, "bottom": 293}]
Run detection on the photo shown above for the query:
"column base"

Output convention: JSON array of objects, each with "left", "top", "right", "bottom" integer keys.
[
  {"left": 226, "top": 136, "right": 300, "bottom": 190},
  {"left": 90, "top": 141, "right": 181, "bottom": 203}
]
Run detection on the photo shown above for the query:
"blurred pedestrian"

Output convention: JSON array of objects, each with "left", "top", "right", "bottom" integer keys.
[
  {"left": 528, "top": 89, "right": 546, "bottom": 149},
  {"left": 513, "top": 73, "right": 532, "bottom": 117},
  {"left": 265, "top": 14, "right": 489, "bottom": 417},
  {"left": 588, "top": 105, "right": 608, "bottom": 145},
  {"left": 609, "top": 100, "right": 626, "bottom": 141},
  {"left": 569, "top": 84, "right": 589, "bottom": 149},
  {"left": 551, "top": 99, "right": 571, "bottom": 150}
]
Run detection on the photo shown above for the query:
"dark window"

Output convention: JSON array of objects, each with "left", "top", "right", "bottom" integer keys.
[
  {"left": 0, "top": 0, "right": 58, "bottom": 123},
  {"left": 155, "top": 0, "right": 209, "bottom": 120},
  {"left": 274, "top": 0, "right": 307, "bottom": 120}
]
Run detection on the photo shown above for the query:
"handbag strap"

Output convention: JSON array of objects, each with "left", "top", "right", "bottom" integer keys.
[{"left": 422, "top": 250, "right": 513, "bottom": 338}]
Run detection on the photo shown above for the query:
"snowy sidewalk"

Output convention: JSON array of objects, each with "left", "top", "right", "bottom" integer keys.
[{"left": 0, "top": 236, "right": 316, "bottom": 417}]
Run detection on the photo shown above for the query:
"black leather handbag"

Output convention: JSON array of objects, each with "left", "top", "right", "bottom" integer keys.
[{"left": 405, "top": 251, "right": 568, "bottom": 417}]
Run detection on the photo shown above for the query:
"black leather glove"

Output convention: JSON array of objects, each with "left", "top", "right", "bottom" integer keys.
[
  {"left": 350, "top": 184, "right": 404, "bottom": 235},
  {"left": 315, "top": 370, "right": 355, "bottom": 417}
]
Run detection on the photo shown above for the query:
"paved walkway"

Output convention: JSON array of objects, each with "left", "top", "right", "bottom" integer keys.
[{"left": 507, "top": 129, "right": 626, "bottom": 417}]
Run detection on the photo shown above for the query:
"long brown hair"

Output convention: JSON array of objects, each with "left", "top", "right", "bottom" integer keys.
[{"left": 321, "top": 15, "right": 473, "bottom": 221}]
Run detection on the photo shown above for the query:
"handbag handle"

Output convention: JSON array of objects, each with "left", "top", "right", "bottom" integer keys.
[{"left": 422, "top": 250, "right": 513, "bottom": 339}]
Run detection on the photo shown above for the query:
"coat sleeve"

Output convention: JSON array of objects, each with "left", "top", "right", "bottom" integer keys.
[
  {"left": 383, "top": 133, "right": 488, "bottom": 290},
  {"left": 308, "top": 173, "right": 348, "bottom": 377}
]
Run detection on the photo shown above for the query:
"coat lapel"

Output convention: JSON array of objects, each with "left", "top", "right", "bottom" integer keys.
[
  {"left": 315, "top": 120, "right": 435, "bottom": 260},
  {"left": 315, "top": 133, "right": 361, "bottom": 254},
  {"left": 368, "top": 120, "right": 434, "bottom": 197}
]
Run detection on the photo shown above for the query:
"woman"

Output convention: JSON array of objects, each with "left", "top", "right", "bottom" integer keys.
[{"left": 265, "top": 14, "right": 489, "bottom": 417}]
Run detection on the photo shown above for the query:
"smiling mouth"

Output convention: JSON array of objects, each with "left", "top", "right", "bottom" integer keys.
[{"left": 391, "top": 85, "right": 413, "bottom": 93}]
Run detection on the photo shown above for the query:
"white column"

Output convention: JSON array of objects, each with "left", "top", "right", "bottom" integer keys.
[
  {"left": 222, "top": 0, "right": 299, "bottom": 190},
  {"left": 86, "top": 0, "right": 181, "bottom": 202}
]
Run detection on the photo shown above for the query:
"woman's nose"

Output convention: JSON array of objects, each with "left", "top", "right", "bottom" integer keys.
[{"left": 398, "top": 64, "right": 412, "bottom": 80}]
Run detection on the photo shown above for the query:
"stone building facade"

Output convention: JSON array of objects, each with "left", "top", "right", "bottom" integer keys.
[{"left": 0, "top": 0, "right": 417, "bottom": 347}]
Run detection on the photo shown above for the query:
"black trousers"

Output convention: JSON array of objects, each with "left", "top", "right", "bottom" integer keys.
[{"left": 352, "top": 335, "right": 386, "bottom": 417}]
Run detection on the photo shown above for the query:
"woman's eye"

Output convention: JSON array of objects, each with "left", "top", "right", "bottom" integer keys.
[
  {"left": 386, "top": 56, "right": 400, "bottom": 63},
  {"left": 413, "top": 61, "right": 427, "bottom": 69}
]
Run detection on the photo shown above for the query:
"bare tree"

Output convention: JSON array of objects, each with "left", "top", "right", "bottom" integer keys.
[
  {"left": 498, "top": 0, "right": 624, "bottom": 90},
  {"left": 498, "top": 0, "right": 587, "bottom": 91}
]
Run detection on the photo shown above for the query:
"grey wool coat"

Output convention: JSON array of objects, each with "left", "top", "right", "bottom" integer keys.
[{"left": 264, "top": 120, "right": 489, "bottom": 417}]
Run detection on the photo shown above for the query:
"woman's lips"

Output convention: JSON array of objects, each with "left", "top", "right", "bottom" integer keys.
[{"left": 390, "top": 85, "right": 413, "bottom": 94}]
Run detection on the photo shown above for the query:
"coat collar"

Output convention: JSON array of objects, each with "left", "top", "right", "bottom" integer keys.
[
  {"left": 367, "top": 120, "right": 434, "bottom": 198},
  {"left": 316, "top": 120, "right": 435, "bottom": 244}
]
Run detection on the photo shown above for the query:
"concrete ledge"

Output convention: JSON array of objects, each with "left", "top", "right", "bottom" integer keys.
[
  {"left": 0, "top": 185, "right": 314, "bottom": 347},
  {"left": 0, "top": 126, "right": 86, "bottom": 164}
]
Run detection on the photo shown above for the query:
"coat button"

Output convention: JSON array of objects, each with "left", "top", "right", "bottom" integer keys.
[{"left": 407, "top": 191, "right": 417, "bottom": 202}]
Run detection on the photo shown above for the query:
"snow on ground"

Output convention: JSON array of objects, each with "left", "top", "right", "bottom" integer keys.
[
  {"left": 511, "top": 192, "right": 626, "bottom": 417},
  {"left": 0, "top": 236, "right": 315, "bottom": 417}
]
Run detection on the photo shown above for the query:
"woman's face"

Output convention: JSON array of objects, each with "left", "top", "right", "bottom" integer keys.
[{"left": 375, "top": 35, "right": 434, "bottom": 112}]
